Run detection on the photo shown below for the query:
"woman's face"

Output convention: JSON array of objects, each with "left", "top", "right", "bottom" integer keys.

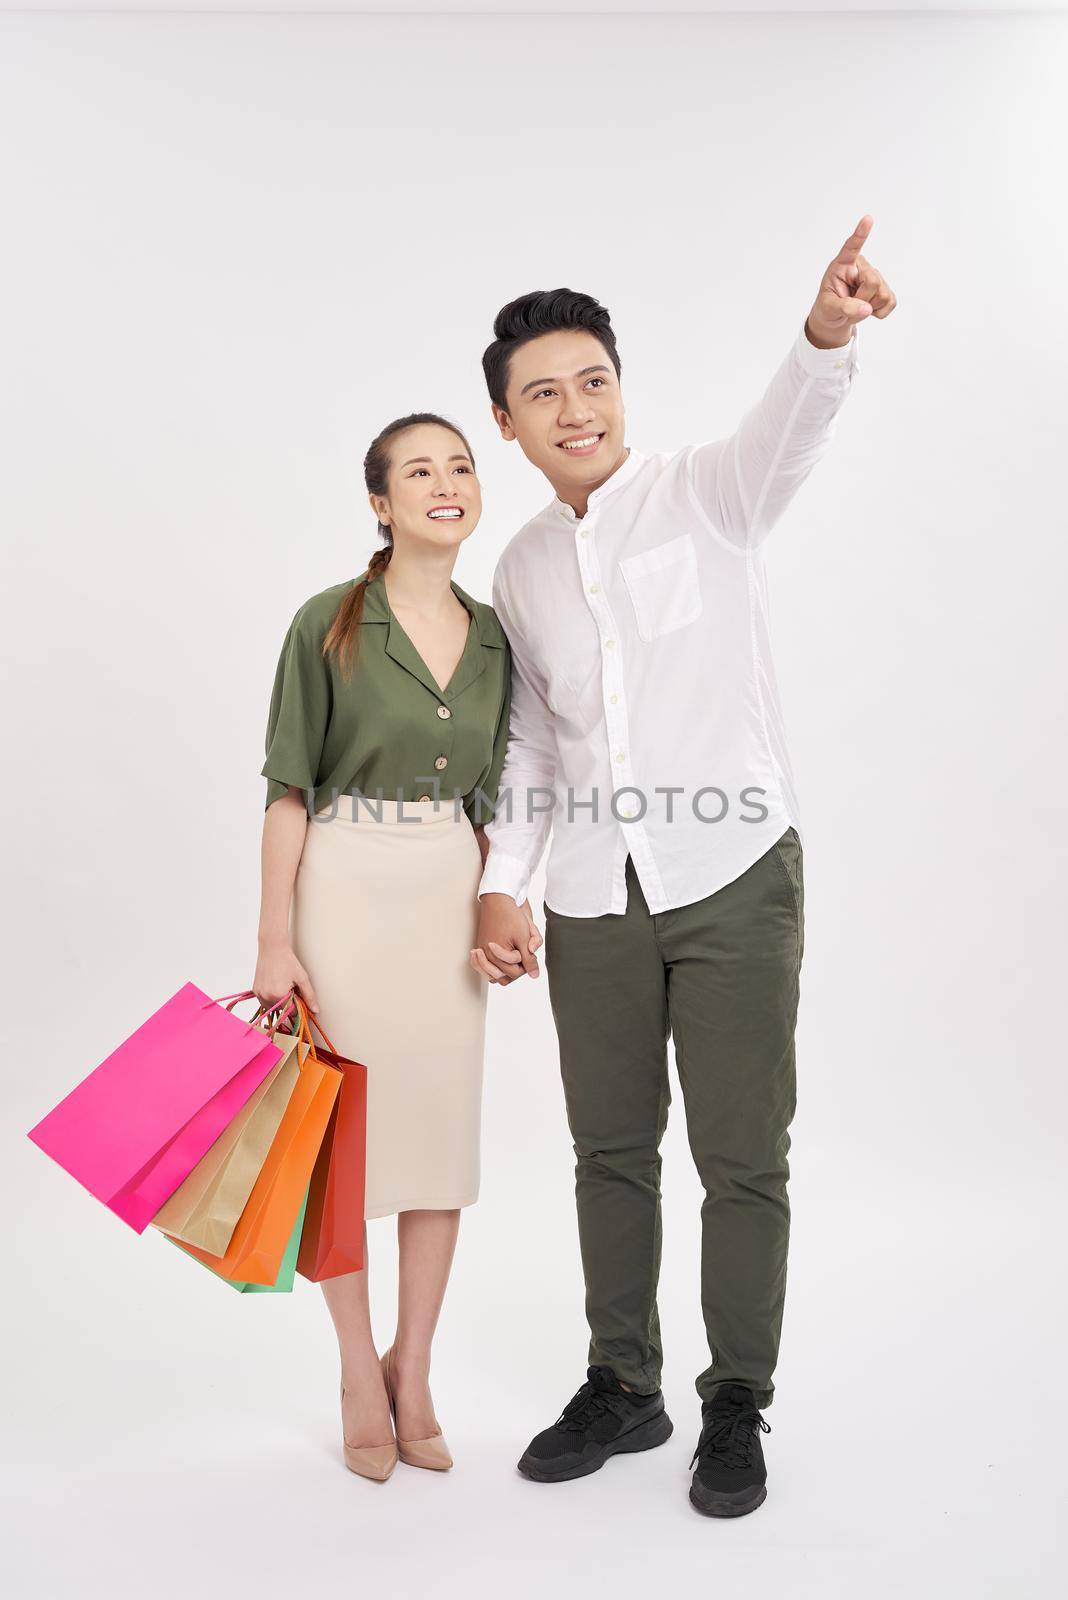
[{"left": 371, "top": 423, "right": 482, "bottom": 550}]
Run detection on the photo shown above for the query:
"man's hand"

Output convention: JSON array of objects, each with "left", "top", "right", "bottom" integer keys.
[
  {"left": 805, "top": 214, "right": 897, "bottom": 348},
  {"left": 470, "top": 894, "right": 544, "bottom": 986}
]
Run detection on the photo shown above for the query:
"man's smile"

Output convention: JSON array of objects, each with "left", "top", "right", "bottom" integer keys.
[{"left": 557, "top": 433, "right": 604, "bottom": 456}]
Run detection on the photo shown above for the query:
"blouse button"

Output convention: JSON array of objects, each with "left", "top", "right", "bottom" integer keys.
[
  {"left": 434, "top": 755, "right": 448, "bottom": 771},
  {"left": 436, "top": 705, "right": 452, "bottom": 719}
]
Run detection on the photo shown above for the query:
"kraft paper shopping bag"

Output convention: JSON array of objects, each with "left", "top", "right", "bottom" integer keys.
[
  {"left": 151, "top": 1030, "right": 307, "bottom": 1255},
  {"left": 167, "top": 1044, "right": 340, "bottom": 1285},
  {"left": 168, "top": 1185, "right": 311, "bottom": 1295}
]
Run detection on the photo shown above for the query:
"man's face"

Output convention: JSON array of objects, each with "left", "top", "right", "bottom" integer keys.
[{"left": 492, "top": 329, "right": 626, "bottom": 503}]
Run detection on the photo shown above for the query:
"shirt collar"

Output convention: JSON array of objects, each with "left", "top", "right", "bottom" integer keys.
[
  {"left": 552, "top": 446, "right": 647, "bottom": 522},
  {"left": 350, "top": 573, "right": 472, "bottom": 702},
  {"left": 357, "top": 569, "right": 505, "bottom": 645}
]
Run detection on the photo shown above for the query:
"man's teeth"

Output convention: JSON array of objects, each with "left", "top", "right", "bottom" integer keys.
[
  {"left": 561, "top": 436, "right": 600, "bottom": 450},
  {"left": 428, "top": 509, "right": 462, "bottom": 519}
]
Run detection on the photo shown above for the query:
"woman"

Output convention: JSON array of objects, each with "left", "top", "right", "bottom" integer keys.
[{"left": 252, "top": 412, "right": 540, "bottom": 1482}]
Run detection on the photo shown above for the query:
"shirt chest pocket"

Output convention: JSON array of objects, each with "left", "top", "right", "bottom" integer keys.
[{"left": 618, "top": 532, "right": 703, "bottom": 643}]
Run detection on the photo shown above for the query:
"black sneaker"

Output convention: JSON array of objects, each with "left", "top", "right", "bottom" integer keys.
[
  {"left": 517, "top": 1365, "right": 674, "bottom": 1483},
  {"left": 688, "top": 1383, "right": 772, "bottom": 1517}
]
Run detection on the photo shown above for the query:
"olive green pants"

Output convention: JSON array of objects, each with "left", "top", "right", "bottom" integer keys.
[{"left": 543, "top": 828, "right": 804, "bottom": 1409}]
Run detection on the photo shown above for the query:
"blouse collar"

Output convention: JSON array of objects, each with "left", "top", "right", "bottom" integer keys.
[{"left": 358, "top": 571, "right": 504, "bottom": 704}]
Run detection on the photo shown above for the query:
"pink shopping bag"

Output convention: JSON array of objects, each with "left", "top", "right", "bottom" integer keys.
[{"left": 27, "top": 985, "right": 283, "bottom": 1233}]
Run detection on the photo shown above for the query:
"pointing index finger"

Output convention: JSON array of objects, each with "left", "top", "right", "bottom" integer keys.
[{"left": 835, "top": 214, "right": 874, "bottom": 266}]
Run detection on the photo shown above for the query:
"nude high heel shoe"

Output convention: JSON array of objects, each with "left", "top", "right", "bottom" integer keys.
[
  {"left": 381, "top": 1346, "right": 454, "bottom": 1471},
  {"left": 340, "top": 1377, "right": 398, "bottom": 1481}
]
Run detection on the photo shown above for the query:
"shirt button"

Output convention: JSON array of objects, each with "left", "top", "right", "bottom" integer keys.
[
  {"left": 436, "top": 705, "right": 451, "bottom": 719},
  {"left": 610, "top": 693, "right": 619, "bottom": 704},
  {"left": 434, "top": 755, "right": 448, "bottom": 771},
  {"left": 605, "top": 638, "right": 616, "bottom": 650},
  {"left": 616, "top": 752, "right": 625, "bottom": 764},
  {"left": 589, "top": 584, "right": 600, "bottom": 595},
  {"left": 580, "top": 530, "right": 588, "bottom": 539},
  {"left": 834, "top": 359, "right": 845, "bottom": 368}
]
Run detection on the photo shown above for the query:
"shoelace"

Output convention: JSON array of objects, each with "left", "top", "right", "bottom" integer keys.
[
  {"left": 554, "top": 1368, "right": 627, "bottom": 1433},
  {"left": 689, "top": 1398, "right": 771, "bottom": 1471}
]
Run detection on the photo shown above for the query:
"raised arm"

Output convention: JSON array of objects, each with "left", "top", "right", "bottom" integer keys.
[{"left": 684, "top": 214, "right": 895, "bottom": 547}]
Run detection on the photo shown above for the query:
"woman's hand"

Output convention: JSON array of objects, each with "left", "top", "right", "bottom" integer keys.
[{"left": 253, "top": 939, "right": 320, "bottom": 1014}]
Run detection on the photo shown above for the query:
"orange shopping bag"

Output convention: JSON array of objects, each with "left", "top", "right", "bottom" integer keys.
[
  {"left": 167, "top": 1009, "right": 341, "bottom": 1286},
  {"left": 283, "top": 998, "right": 368, "bottom": 1282}
]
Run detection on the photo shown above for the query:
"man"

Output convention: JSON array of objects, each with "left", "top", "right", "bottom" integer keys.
[{"left": 469, "top": 218, "right": 896, "bottom": 1516}]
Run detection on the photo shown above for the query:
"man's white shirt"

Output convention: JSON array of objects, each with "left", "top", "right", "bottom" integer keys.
[{"left": 478, "top": 322, "right": 862, "bottom": 917}]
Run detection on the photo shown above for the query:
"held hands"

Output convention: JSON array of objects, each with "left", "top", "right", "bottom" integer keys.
[
  {"left": 804, "top": 214, "right": 897, "bottom": 348},
  {"left": 469, "top": 895, "right": 544, "bottom": 987}
]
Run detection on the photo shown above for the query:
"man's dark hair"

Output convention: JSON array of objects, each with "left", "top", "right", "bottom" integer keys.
[{"left": 482, "top": 288, "right": 622, "bottom": 412}]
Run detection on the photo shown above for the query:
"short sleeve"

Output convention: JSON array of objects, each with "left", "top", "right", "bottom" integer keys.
[{"left": 261, "top": 609, "right": 332, "bottom": 810}]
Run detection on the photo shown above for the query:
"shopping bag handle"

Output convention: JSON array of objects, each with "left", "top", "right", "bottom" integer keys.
[
  {"left": 247, "top": 987, "right": 297, "bottom": 1024},
  {"left": 198, "top": 989, "right": 280, "bottom": 1037},
  {"left": 249, "top": 996, "right": 297, "bottom": 1030},
  {"left": 249, "top": 987, "right": 305, "bottom": 1035},
  {"left": 284, "top": 995, "right": 317, "bottom": 1057},
  {"left": 291, "top": 993, "right": 341, "bottom": 1057},
  {"left": 284, "top": 998, "right": 316, "bottom": 1057}
]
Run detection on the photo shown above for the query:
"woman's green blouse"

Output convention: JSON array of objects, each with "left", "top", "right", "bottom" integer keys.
[{"left": 262, "top": 571, "right": 512, "bottom": 824}]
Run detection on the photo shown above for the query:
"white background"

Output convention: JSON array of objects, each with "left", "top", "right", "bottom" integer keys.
[{"left": 2, "top": 8, "right": 1066, "bottom": 1598}]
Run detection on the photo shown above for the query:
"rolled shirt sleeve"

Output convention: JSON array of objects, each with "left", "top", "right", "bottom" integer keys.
[{"left": 261, "top": 607, "right": 332, "bottom": 810}]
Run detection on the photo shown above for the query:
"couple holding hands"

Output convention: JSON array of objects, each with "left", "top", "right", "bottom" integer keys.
[{"left": 252, "top": 218, "right": 895, "bottom": 1514}]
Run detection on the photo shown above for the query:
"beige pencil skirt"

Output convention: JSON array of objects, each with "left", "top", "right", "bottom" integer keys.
[{"left": 289, "top": 796, "right": 488, "bottom": 1219}]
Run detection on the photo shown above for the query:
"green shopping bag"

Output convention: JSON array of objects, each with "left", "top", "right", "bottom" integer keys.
[{"left": 168, "top": 1186, "right": 310, "bottom": 1294}]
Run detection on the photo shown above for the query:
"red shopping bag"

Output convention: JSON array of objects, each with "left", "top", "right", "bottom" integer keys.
[{"left": 285, "top": 997, "right": 367, "bottom": 1281}]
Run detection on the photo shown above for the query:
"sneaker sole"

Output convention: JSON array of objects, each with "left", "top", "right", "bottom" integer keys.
[
  {"left": 689, "top": 1482, "right": 768, "bottom": 1518},
  {"left": 517, "top": 1410, "right": 674, "bottom": 1483}
]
